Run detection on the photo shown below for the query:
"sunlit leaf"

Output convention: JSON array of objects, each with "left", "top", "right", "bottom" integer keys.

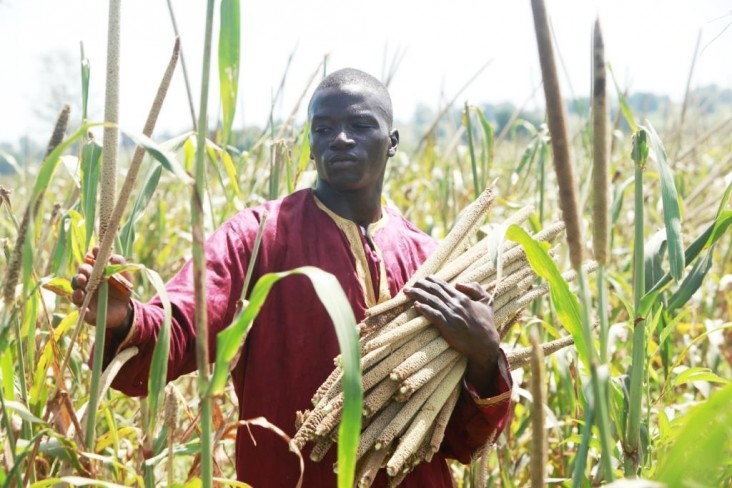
[
  {"left": 505, "top": 224, "right": 588, "bottom": 368},
  {"left": 30, "top": 476, "right": 127, "bottom": 488},
  {"left": 4, "top": 400, "right": 45, "bottom": 423},
  {"left": 218, "top": 0, "right": 240, "bottom": 144},
  {"left": 667, "top": 249, "right": 713, "bottom": 311},
  {"left": 656, "top": 382, "right": 732, "bottom": 484},
  {"left": 80, "top": 138, "right": 102, "bottom": 249},
  {"left": 209, "top": 266, "right": 360, "bottom": 488},
  {"left": 120, "top": 162, "right": 162, "bottom": 257},
  {"left": 644, "top": 122, "right": 684, "bottom": 281},
  {"left": 673, "top": 367, "right": 730, "bottom": 387},
  {"left": 145, "top": 267, "right": 173, "bottom": 436},
  {"left": 122, "top": 129, "right": 192, "bottom": 184}
]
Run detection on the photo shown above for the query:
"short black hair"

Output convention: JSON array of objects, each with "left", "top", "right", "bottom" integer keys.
[{"left": 308, "top": 68, "right": 393, "bottom": 128}]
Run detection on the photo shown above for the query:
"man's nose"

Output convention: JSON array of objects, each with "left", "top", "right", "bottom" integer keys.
[{"left": 329, "top": 128, "right": 355, "bottom": 148}]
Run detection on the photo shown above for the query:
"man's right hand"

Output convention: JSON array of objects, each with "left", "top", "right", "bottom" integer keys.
[{"left": 70, "top": 247, "right": 134, "bottom": 336}]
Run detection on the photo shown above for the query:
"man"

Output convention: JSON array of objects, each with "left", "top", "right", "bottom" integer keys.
[{"left": 72, "top": 68, "right": 512, "bottom": 487}]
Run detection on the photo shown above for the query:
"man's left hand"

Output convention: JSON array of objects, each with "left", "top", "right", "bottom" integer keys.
[{"left": 404, "top": 276, "right": 500, "bottom": 398}]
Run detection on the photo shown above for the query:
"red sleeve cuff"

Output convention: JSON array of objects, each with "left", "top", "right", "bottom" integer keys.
[{"left": 463, "top": 348, "right": 513, "bottom": 409}]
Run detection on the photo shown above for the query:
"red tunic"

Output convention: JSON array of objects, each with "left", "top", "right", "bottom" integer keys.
[{"left": 105, "top": 189, "right": 512, "bottom": 487}]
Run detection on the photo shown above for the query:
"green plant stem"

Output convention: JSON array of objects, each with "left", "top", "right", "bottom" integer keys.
[
  {"left": 577, "top": 268, "right": 615, "bottom": 482},
  {"left": 85, "top": 280, "right": 109, "bottom": 451},
  {"left": 709, "top": 233, "right": 732, "bottom": 314},
  {"left": 0, "top": 382, "right": 22, "bottom": 487},
  {"left": 571, "top": 398, "right": 594, "bottom": 488},
  {"left": 12, "top": 308, "right": 33, "bottom": 451},
  {"left": 598, "top": 266, "right": 610, "bottom": 363},
  {"left": 625, "top": 161, "right": 646, "bottom": 475},
  {"left": 192, "top": 1, "right": 216, "bottom": 486},
  {"left": 144, "top": 462, "right": 155, "bottom": 488}
]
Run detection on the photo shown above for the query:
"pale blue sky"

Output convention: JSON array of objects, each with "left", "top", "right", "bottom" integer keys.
[{"left": 0, "top": 0, "right": 730, "bottom": 144}]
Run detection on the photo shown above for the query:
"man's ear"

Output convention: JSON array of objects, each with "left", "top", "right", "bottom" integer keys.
[{"left": 387, "top": 129, "right": 399, "bottom": 157}]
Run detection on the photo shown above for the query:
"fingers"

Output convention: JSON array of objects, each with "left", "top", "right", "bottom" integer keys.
[
  {"left": 78, "top": 263, "right": 93, "bottom": 281},
  {"left": 455, "top": 282, "right": 488, "bottom": 301},
  {"left": 71, "top": 288, "right": 85, "bottom": 307},
  {"left": 405, "top": 276, "right": 456, "bottom": 304},
  {"left": 412, "top": 301, "right": 448, "bottom": 328},
  {"left": 404, "top": 277, "right": 460, "bottom": 329}
]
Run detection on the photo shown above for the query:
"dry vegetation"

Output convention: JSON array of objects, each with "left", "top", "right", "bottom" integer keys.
[{"left": 1, "top": 1, "right": 732, "bottom": 487}]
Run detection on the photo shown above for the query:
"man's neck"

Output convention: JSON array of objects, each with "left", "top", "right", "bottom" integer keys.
[{"left": 313, "top": 181, "right": 383, "bottom": 226}]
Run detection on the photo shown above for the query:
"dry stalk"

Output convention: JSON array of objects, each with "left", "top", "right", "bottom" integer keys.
[
  {"left": 362, "top": 377, "right": 401, "bottom": 418},
  {"left": 357, "top": 401, "right": 402, "bottom": 459},
  {"left": 365, "top": 187, "right": 496, "bottom": 319},
  {"left": 454, "top": 221, "right": 564, "bottom": 285},
  {"left": 498, "top": 310, "right": 524, "bottom": 339},
  {"left": 360, "top": 302, "right": 412, "bottom": 337},
  {"left": 530, "top": 0, "right": 583, "bottom": 270},
  {"left": 387, "top": 469, "right": 409, "bottom": 488},
  {"left": 164, "top": 384, "right": 179, "bottom": 486},
  {"left": 529, "top": 330, "right": 547, "bottom": 488},
  {"left": 99, "top": 0, "right": 122, "bottom": 241},
  {"left": 492, "top": 274, "right": 536, "bottom": 311},
  {"left": 311, "top": 367, "right": 342, "bottom": 407},
  {"left": 426, "top": 384, "right": 461, "bottom": 461},
  {"left": 438, "top": 204, "right": 535, "bottom": 283},
  {"left": 310, "top": 434, "right": 335, "bottom": 462},
  {"left": 290, "top": 407, "right": 328, "bottom": 452},
  {"left": 507, "top": 334, "right": 574, "bottom": 370},
  {"left": 396, "top": 350, "right": 461, "bottom": 401},
  {"left": 385, "top": 358, "right": 467, "bottom": 476},
  {"left": 361, "top": 305, "right": 418, "bottom": 341},
  {"left": 61, "top": 38, "right": 181, "bottom": 379},
  {"left": 363, "top": 315, "right": 431, "bottom": 354},
  {"left": 311, "top": 327, "right": 441, "bottom": 437},
  {"left": 389, "top": 336, "right": 451, "bottom": 382},
  {"left": 489, "top": 263, "right": 535, "bottom": 298},
  {"left": 356, "top": 444, "right": 391, "bottom": 488},
  {"left": 493, "top": 261, "right": 598, "bottom": 325},
  {"left": 374, "top": 361, "right": 457, "bottom": 451}
]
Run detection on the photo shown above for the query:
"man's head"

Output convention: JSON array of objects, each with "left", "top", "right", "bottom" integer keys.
[
  {"left": 308, "top": 68, "right": 399, "bottom": 194},
  {"left": 308, "top": 68, "right": 393, "bottom": 128}
]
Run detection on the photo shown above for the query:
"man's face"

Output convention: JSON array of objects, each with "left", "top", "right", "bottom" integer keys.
[{"left": 309, "top": 84, "right": 398, "bottom": 192}]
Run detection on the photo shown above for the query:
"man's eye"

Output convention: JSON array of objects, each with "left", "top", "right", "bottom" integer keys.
[
  {"left": 353, "top": 123, "right": 373, "bottom": 130},
  {"left": 313, "top": 126, "right": 330, "bottom": 134}
]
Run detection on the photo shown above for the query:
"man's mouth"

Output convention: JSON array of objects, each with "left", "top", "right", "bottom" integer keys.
[{"left": 327, "top": 156, "right": 359, "bottom": 168}]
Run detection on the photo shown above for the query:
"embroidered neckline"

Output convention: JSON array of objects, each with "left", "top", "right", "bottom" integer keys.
[{"left": 312, "top": 192, "right": 391, "bottom": 307}]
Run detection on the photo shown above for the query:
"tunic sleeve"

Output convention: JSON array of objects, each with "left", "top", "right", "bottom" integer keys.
[
  {"left": 439, "top": 349, "right": 513, "bottom": 463},
  {"left": 98, "top": 211, "right": 260, "bottom": 397}
]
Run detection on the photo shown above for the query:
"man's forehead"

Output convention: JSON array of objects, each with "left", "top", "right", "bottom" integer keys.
[{"left": 308, "top": 82, "right": 392, "bottom": 126}]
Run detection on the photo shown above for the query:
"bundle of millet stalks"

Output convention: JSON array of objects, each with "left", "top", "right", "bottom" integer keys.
[{"left": 291, "top": 187, "right": 595, "bottom": 487}]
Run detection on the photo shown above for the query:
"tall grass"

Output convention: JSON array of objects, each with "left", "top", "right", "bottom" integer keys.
[{"left": 1, "top": 0, "right": 732, "bottom": 486}]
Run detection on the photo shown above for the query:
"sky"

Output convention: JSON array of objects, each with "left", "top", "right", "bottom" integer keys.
[{"left": 0, "top": 0, "right": 730, "bottom": 145}]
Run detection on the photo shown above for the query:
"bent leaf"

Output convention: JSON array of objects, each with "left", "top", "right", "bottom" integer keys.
[
  {"left": 644, "top": 122, "right": 684, "bottom": 281},
  {"left": 122, "top": 129, "right": 192, "bottom": 184},
  {"left": 505, "top": 225, "right": 588, "bottom": 369},
  {"left": 673, "top": 367, "right": 730, "bottom": 387},
  {"left": 656, "top": 382, "right": 732, "bottom": 484},
  {"left": 210, "top": 266, "right": 361, "bottom": 488},
  {"left": 4, "top": 400, "right": 45, "bottom": 423}
]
